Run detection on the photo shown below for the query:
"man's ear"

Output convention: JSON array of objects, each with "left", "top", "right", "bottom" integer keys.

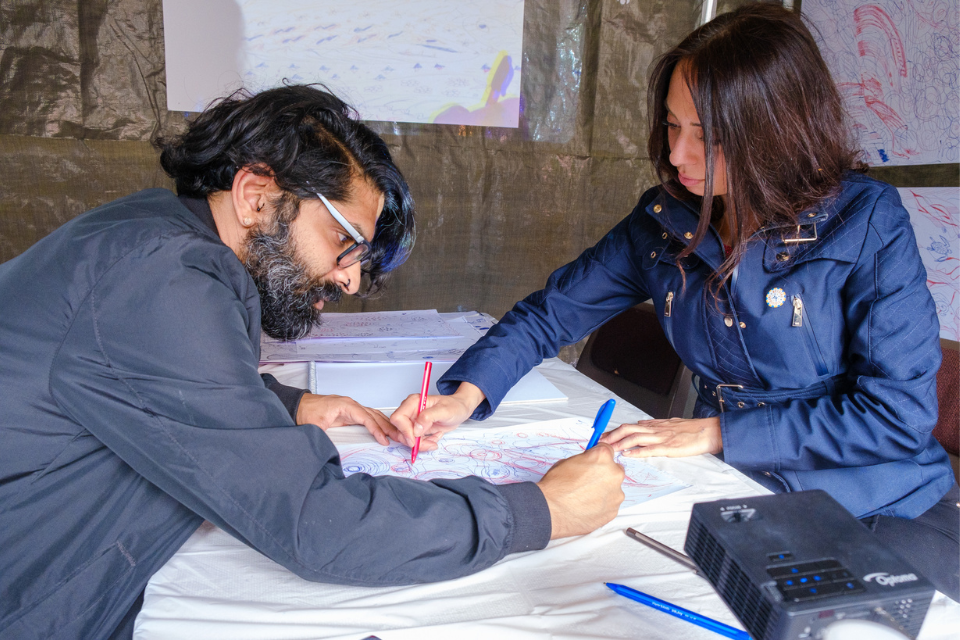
[{"left": 231, "top": 167, "right": 277, "bottom": 229}]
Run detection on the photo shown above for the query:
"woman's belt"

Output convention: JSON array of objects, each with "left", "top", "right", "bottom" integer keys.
[{"left": 693, "top": 373, "right": 849, "bottom": 413}]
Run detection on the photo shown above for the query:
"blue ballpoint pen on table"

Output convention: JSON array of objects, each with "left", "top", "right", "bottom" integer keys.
[
  {"left": 586, "top": 398, "right": 616, "bottom": 449},
  {"left": 606, "top": 583, "right": 751, "bottom": 640}
]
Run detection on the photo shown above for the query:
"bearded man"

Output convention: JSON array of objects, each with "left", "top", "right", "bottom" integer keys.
[{"left": 0, "top": 86, "right": 625, "bottom": 640}]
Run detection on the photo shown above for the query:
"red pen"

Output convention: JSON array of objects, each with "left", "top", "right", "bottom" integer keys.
[{"left": 410, "top": 361, "right": 432, "bottom": 464}]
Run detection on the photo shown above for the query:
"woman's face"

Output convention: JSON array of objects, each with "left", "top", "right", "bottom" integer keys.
[{"left": 665, "top": 64, "right": 728, "bottom": 197}]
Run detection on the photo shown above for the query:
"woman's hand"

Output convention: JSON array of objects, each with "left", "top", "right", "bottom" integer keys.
[
  {"left": 389, "top": 382, "right": 486, "bottom": 452},
  {"left": 599, "top": 417, "right": 723, "bottom": 458},
  {"left": 296, "top": 393, "right": 402, "bottom": 446}
]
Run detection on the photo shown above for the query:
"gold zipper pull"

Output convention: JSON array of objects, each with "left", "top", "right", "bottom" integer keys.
[
  {"left": 664, "top": 291, "right": 674, "bottom": 317},
  {"left": 792, "top": 296, "right": 803, "bottom": 328}
]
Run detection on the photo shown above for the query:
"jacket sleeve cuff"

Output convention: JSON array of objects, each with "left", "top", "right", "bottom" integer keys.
[
  {"left": 261, "top": 373, "right": 308, "bottom": 422},
  {"left": 493, "top": 481, "right": 552, "bottom": 554},
  {"left": 435, "top": 376, "right": 496, "bottom": 421},
  {"left": 437, "top": 357, "right": 513, "bottom": 421},
  {"left": 720, "top": 405, "right": 780, "bottom": 470}
]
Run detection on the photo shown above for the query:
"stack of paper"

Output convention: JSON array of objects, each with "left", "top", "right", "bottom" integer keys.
[
  {"left": 259, "top": 310, "right": 494, "bottom": 363},
  {"left": 309, "top": 360, "right": 566, "bottom": 408}
]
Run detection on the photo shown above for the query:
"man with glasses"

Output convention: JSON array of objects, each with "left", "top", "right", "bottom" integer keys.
[{"left": 0, "top": 85, "right": 625, "bottom": 640}]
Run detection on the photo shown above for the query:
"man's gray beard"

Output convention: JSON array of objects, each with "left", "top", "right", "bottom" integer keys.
[{"left": 243, "top": 222, "right": 342, "bottom": 341}]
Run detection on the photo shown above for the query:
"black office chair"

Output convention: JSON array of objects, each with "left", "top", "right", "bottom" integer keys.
[{"left": 576, "top": 303, "right": 693, "bottom": 419}]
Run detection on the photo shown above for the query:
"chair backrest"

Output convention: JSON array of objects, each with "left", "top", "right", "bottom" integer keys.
[
  {"left": 575, "top": 303, "right": 691, "bottom": 419},
  {"left": 934, "top": 338, "right": 959, "bottom": 457}
]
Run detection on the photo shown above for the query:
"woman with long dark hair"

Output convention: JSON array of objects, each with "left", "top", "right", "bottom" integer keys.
[{"left": 391, "top": 3, "right": 959, "bottom": 597}]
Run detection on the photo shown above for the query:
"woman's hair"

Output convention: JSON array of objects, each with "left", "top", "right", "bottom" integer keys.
[
  {"left": 154, "top": 84, "right": 415, "bottom": 294},
  {"left": 647, "top": 2, "right": 862, "bottom": 294}
]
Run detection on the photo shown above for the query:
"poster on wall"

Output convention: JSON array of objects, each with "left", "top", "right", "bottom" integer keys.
[
  {"left": 898, "top": 187, "right": 959, "bottom": 341},
  {"left": 803, "top": 0, "right": 959, "bottom": 167},
  {"left": 162, "top": 0, "right": 524, "bottom": 127}
]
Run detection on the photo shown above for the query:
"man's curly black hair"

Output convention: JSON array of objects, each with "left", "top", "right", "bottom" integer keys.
[{"left": 154, "top": 84, "right": 415, "bottom": 293}]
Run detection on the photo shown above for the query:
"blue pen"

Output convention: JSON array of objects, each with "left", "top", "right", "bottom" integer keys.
[
  {"left": 605, "top": 583, "right": 751, "bottom": 640},
  {"left": 586, "top": 399, "right": 616, "bottom": 449}
]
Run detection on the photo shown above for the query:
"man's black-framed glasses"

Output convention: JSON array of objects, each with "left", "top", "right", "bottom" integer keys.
[{"left": 314, "top": 191, "right": 373, "bottom": 268}]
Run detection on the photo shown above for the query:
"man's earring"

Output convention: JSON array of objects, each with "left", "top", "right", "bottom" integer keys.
[
  {"left": 242, "top": 217, "right": 253, "bottom": 227},
  {"left": 256, "top": 202, "right": 264, "bottom": 212}
]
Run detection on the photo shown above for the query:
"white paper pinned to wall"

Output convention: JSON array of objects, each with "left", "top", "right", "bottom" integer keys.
[
  {"left": 898, "top": 187, "right": 959, "bottom": 341},
  {"left": 161, "top": 0, "right": 525, "bottom": 127},
  {"left": 803, "top": 0, "right": 959, "bottom": 166}
]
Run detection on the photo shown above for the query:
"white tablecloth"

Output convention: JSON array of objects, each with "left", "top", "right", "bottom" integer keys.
[{"left": 134, "top": 359, "right": 960, "bottom": 640}]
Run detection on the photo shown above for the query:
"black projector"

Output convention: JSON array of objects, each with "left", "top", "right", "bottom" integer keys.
[{"left": 684, "top": 490, "right": 934, "bottom": 640}]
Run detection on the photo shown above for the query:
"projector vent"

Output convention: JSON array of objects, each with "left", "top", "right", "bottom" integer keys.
[
  {"left": 687, "top": 512, "right": 778, "bottom": 640},
  {"left": 881, "top": 593, "right": 933, "bottom": 639}
]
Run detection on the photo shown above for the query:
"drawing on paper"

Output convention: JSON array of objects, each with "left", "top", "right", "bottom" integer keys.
[
  {"left": 432, "top": 51, "right": 521, "bottom": 127},
  {"left": 164, "top": 0, "right": 524, "bottom": 127},
  {"left": 338, "top": 418, "right": 688, "bottom": 508},
  {"left": 899, "top": 187, "right": 959, "bottom": 340},
  {"left": 803, "top": 0, "right": 958, "bottom": 166}
]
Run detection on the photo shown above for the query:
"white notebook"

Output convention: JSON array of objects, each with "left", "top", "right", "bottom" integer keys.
[{"left": 309, "top": 361, "right": 566, "bottom": 409}]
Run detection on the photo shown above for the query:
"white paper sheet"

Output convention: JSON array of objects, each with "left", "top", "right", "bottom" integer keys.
[
  {"left": 261, "top": 312, "right": 494, "bottom": 363},
  {"left": 310, "top": 360, "right": 566, "bottom": 407},
  {"left": 336, "top": 417, "right": 687, "bottom": 509},
  {"left": 273, "top": 309, "right": 460, "bottom": 340}
]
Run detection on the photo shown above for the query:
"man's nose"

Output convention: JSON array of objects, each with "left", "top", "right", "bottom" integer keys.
[{"left": 333, "top": 260, "right": 363, "bottom": 296}]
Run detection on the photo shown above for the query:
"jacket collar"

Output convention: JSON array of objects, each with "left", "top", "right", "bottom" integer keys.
[
  {"left": 759, "top": 211, "right": 831, "bottom": 272},
  {"left": 643, "top": 187, "right": 844, "bottom": 273},
  {"left": 642, "top": 189, "right": 726, "bottom": 272},
  {"left": 178, "top": 194, "right": 219, "bottom": 237}
]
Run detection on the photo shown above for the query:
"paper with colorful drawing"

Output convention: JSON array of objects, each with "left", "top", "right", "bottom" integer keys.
[
  {"left": 336, "top": 417, "right": 689, "bottom": 509},
  {"left": 803, "top": 0, "right": 958, "bottom": 167},
  {"left": 899, "top": 187, "right": 959, "bottom": 341}
]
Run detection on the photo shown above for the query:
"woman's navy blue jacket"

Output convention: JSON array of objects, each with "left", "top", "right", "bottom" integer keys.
[{"left": 441, "top": 174, "right": 954, "bottom": 520}]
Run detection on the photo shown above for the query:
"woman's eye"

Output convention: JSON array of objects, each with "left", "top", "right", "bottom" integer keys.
[{"left": 662, "top": 120, "right": 679, "bottom": 129}]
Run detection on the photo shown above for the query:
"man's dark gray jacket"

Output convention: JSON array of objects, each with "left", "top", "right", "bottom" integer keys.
[{"left": 0, "top": 189, "right": 550, "bottom": 639}]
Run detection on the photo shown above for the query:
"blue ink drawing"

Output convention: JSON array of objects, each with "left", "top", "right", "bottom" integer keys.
[{"left": 337, "top": 418, "right": 689, "bottom": 508}]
